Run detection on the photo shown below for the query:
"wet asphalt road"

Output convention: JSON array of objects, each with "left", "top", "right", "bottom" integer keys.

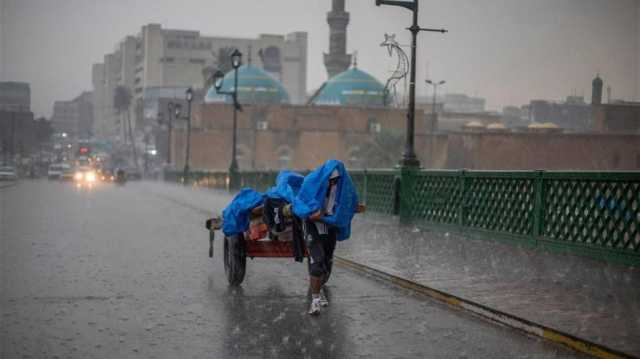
[{"left": 1, "top": 180, "right": 587, "bottom": 359}]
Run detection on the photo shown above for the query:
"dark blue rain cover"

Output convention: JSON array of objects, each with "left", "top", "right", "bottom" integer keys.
[
  {"left": 292, "top": 160, "right": 359, "bottom": 241},
  {"left": 265, "top": 170, "right": 305, "bottom": 202},
  {"left": 222, "top": 188, "right": 265, "bottom": 236}
]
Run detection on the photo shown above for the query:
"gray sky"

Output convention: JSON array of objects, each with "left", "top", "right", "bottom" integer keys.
[{"left": 1, "top": 0, "right": 639, "bottom": 117}]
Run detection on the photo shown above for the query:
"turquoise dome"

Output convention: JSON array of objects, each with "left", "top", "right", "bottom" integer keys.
[
  {"left": 205, "top": 64, "right": 290, "bottom": 105},
  {"left": 313, "top": 67, "right": 386, "bottom": 107}
]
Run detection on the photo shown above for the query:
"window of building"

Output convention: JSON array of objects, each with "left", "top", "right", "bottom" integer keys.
[
  {"left": 368, "top": 118, "right": 381, "bottom": 133},
  {"left": 256, "top": 120, "right": 268, "bottom": 131}
]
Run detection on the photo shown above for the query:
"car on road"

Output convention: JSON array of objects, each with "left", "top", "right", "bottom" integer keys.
[
  {"left": 59, "top": 164, "right": 74, "bottom": 181},
  {"left": 48, "top": 164, "right": 64, "bottom": 179},
  {"left": 73, "top": 166, "right": 97, "bottom": 185},
  {"left": 0, "top": 165, "right": 18, "bottom": 181}
]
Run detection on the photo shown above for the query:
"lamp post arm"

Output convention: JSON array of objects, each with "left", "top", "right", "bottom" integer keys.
[{"left": 376, "top": 0, "right": 416, "bottom": 11}]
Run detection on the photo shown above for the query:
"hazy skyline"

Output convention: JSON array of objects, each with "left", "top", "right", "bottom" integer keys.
[{"left": 1, "top": 0, "right": 639, "bottom": 117}]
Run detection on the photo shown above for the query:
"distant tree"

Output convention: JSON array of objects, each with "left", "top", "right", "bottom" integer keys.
[
  {"left": 357, "top": 129, "right": 404, "bottom": 169},
  {"left": 202, "top": 65, "right": 216, "bottom": 89},
  {"left": 113, "top": 85, "right": 138, "bottom": 169}
]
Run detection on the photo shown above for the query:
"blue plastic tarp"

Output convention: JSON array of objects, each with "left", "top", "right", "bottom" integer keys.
[
  {"left": 265, "top": 170, "right": 305, "bottom": 202},
  {"left": 292, "top": 160, "right": 359, "bottom": 241},
  {"left": 222, "top": 188, "right": 265, "bottom": 237}
]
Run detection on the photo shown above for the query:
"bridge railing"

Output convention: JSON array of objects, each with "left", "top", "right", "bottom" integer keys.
[
  {"left": 164, "top": 169, "right": 640, "bottom": 265},
  {"left": 402, "top": 170, "right": 640, "bottom": 265}
]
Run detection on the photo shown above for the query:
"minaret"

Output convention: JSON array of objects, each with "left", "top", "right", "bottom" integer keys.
[
  {"left": 592, "top": 74, "right": 603, "bottom": 105},
  {"left": 324, "top": 0, "right": 352, "bottom": 79}
]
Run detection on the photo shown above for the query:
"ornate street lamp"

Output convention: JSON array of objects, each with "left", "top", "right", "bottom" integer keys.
[
  {"left": 374, "top": 0, "right": 446, "bottom": 168},
  {"left": 183, "top": 87, "right": 193, "bottom": 183},
  {"left": 212, "top": 49, "right": 243, "bottom": 189}
]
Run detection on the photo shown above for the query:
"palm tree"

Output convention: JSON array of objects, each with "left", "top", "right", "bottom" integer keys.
[
  {"left": 213, "top": 46, "right": 236, "bottom": 74},
  {"left": 202, "top": 65, "right": 216, "bottom": 89},
  {"left": 113, "top": 85, "right": 138, "bottom": 170}
]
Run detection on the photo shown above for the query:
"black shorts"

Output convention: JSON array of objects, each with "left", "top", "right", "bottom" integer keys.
[{"left": 305, "top": 221, "right": 337, "bottom": 278}]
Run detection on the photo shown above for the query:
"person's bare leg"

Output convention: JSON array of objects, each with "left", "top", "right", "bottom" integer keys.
[{"left": 310, "top": 275, "right": 322, "bottom": 295}]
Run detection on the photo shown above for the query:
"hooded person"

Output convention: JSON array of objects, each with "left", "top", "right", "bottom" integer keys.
[{"left": 291, "top": 160, "right": 358, "bottom": 315}]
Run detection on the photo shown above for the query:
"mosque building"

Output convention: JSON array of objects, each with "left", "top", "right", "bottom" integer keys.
[
  {"left": 205, "top": 63, "right": 291, "bottom": 106},
  {"left": 168, "top": 1, "right": 640, "bottom": 173}
]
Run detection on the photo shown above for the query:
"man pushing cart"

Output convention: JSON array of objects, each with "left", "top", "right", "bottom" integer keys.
[{"left": 205, "top": 159, "right": 363, "bottom": 315}]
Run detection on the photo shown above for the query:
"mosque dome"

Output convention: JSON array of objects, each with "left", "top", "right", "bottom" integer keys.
[
  {"left": 205, "top": 64, "right": 290, "bottom": 105},
  {"left": 312, "top": 67, "right": 386, "bottom": 107}
]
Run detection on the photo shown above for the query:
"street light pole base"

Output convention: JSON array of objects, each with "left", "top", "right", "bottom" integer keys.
[{"left": 400, "top": 156, "right": 420, "bottom": 168}]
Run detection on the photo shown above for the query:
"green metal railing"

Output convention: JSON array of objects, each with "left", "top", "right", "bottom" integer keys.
[
  {"left": 164, "top": 168, "right": 640, "bottom": 265},
  {"left": 350, "top": 170, "right": 399, "bottom": 214},
  {"left": 401, "top": 170, "right": 640, "bottom": 265}
]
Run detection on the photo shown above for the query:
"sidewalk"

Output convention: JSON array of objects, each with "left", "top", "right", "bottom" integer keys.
[{"left": 338, "top": 213, "right": 640, "bottom": 357}]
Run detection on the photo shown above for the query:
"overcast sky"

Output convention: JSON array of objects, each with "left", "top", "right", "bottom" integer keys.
[{"left": 1, "top": 0, "right": 639, "bottom": 117}]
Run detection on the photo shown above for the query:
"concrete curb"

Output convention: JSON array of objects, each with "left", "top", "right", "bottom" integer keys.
[{"left": 334, "top": 256, "right": 636, "bottom": 359}]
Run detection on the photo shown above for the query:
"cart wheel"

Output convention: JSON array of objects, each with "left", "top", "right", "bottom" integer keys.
[{"left": 224, "top": 235, "right": 246, "bottom": 286}]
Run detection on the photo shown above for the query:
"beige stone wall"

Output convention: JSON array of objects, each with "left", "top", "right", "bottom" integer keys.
[
  {"left": 173, "top": 103, "right": 640, "bottom": 172},
  {"left": 444, "top": 132, "right": 640, "bottom": 170},
  {"left": 174, "top": 103, "right": 409, "bottom": 170}
]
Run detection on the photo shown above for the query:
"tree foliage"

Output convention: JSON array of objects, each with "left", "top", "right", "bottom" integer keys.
[
  {"left": 357, "top": 129, "right": 404, "bottom": 169},
  {"left": 213, "top": 46, "right": 236, "bottom": 74}
]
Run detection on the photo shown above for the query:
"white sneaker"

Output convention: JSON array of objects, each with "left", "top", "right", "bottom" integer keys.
[
  {"left": 319, "top": 292, "right": 329, "bottom": 307},
  {"left": 308, "top": 298, "right": 321, "bottom": 315}
]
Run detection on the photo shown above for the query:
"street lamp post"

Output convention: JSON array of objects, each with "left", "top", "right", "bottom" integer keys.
[
  {"left": 425, "top": 79, "right": 446, "bottom": 118},
  {"left": 212, "top": 49, "right": 243, "bottom": 189},
  {"left": 183, "top": 87, "right": 193, "bottom": 183},
  {"left": 166, "top": 102, "right": 174, "bottom": 165},
  {"left": 173, "top": 103, "right": 182, "bottom": 176},
  {"left": 374, "top": 0, "right": 446, "bottom": 168}
]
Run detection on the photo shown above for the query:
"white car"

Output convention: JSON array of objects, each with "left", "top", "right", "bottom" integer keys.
[
  {"left": 0, "top": 166, "right": 18, "bottom": 181},
  {"left": 48, "top": 164, "right": 64, "bottom": 179}
]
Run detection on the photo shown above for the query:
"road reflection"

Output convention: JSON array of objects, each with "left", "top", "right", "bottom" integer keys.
[{"left": 218, "top": 282, "right": 346, "bottom": 358}]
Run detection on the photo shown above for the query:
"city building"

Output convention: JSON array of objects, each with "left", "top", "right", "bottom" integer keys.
[
  {"left": 443, "top": 94, "right": 486, "bottom": 113},
  {"left": 0, "top": 82, "right": 30, "bottom": 112},
  {"left": 0, "top": 82, "right": 39, "bottom": 163},
  {"left": 50, "top": 92, "right": 94, "bottom": 138},
  {"left": 593, "top": 102, "right": 640, "bottom": 133},
  {"left": 528, "top": 97, "right": 592, "bottom": 132},
  {"left": 91, "top": 24, "right": 308, "bottom": 144}
]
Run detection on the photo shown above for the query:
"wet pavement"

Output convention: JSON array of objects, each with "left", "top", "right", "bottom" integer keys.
[
  {"left": 0, "top": 180, "right": 588, "bottom": 358},
  {"left": 340, "top": 213, "right": 640, "bottom": 357}
]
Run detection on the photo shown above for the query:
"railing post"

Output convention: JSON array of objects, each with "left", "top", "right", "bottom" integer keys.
[
  {"left": 399, "top": 166, "right": 418, "bottom": 222},
  {"left": 532, "top": 170, "right": 545, "bottom": 243},
  {"left": 363, "top": 169, "right": 368, "bottom": 206},
  {"left": 458, "top": 169, "right": 467, "bottom": 227}
]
